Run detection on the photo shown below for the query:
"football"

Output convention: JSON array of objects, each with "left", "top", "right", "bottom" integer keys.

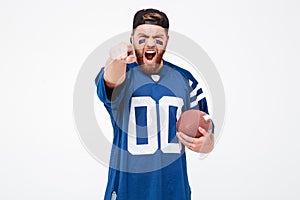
[{"left": 176, "top": 110, "right": 212, "bottom": 138}]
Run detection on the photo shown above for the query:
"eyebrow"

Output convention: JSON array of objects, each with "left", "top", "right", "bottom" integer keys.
[
  {"left": 153, "top": 34, "right": 165, "bottom": 38},
  {"left": 137, "top": 33, "right": 165, "bottom": 38},
  {"left": 137, "top": 33, "right": 149, "bottom": 37}
]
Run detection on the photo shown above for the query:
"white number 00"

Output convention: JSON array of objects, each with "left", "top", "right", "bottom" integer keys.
[{"left": 128, "top": 96, "right": 184, "bottom": 155}]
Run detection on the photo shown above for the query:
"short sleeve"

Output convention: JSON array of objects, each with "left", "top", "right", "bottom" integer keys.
[{"left": 189, "top": 81, "right": 209, "bottom": 114}]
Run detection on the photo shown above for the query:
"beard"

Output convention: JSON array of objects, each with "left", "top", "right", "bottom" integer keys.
[{"left": 134, "top": 47, "right": 165, "bottom": 75}]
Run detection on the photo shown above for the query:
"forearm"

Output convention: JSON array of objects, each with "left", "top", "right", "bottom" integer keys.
[{"left": 104, "top": 57, "right": 127, "bottom": 88}]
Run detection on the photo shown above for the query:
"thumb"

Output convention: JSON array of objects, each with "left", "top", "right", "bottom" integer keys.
[{"left": 198, "top": 126, "right": 208, "bottom": 136}]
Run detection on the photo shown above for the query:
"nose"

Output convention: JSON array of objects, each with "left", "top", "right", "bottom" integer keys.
[{"left": 146, "top": 38, "right": 155, "bottom": 48}]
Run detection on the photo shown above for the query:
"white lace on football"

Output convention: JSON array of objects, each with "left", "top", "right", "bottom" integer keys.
[{"left": 203, "top": 114, "right": 211, "bottom": 121}]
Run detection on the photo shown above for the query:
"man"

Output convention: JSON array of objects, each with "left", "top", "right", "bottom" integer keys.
[{"left": 96, "top": 8, "right": 214, "bottom": 200}]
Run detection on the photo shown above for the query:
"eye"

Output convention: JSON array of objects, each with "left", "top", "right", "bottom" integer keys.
[
  {"left": 138, "top": 39, "right": 146, "bottom": 44},
  {"left": 156, "top": 40, "right": 163, "bottom": 45}
]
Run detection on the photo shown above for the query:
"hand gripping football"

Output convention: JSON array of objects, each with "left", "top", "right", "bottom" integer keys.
[{"left": 176, "top": 110, "right": 212, "bottom": 138}]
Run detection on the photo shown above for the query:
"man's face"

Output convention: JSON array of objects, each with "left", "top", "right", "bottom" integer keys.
[{"left": 132, "top": 24, "right": 169, "bottom": 74}]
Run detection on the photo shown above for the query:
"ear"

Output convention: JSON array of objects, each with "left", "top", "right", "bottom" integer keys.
[
  {"left": 165, "top": 34, "right": 170, "bottom": 47},
  {"left": 130, "top": 32, "right": 134, "bottom": 44}
]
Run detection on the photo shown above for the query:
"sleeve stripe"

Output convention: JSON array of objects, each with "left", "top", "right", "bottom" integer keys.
[
  {"left": 190, "top": 88, "right": 203, "bottom": 102},
  {"left": 190, "top": 93, "right": 205, "bottom": 108},
  {"left": 189, "top": 79, "right": 198, "bottom": 90},
  {"left": 190, "top": 84, "right": 203, "bottom": 98}
]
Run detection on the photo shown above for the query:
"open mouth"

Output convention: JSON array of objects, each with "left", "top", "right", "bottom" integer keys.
[{"left": 144, "top": 50, "right": 156, "bottom": 61}]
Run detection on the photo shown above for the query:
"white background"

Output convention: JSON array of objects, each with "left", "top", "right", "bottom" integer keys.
[{"left": 1, "top": 0, "right": 300, "bottom": 199}]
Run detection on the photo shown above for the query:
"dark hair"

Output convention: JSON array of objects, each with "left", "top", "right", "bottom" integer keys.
[{"left": 133, "top": 8, "right": 169, "bottom": 30}]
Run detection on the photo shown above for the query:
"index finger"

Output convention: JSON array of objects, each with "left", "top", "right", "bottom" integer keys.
[{"left": 177, "top": 132, "right": 194, "bottom": 143}]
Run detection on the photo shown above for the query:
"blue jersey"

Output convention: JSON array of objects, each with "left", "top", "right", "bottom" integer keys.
[{"left": 96, "top": 60, "right": 209, "bottom": 200}]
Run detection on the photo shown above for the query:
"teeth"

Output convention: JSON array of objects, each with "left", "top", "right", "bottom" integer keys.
[{"left": 146, "top": 50, "right": 155, "bottom": 53}]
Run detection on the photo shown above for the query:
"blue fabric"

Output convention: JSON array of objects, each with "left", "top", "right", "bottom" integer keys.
[{"left": 95, "top": 60, "right": 209, "bottom": 200}]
